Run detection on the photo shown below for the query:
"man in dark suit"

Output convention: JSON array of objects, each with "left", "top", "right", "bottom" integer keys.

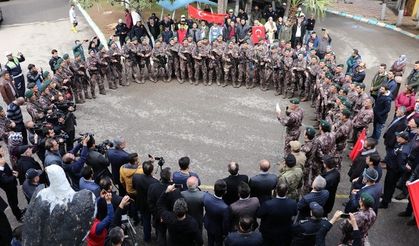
[
  {"left": 257, "top": 181, "right": 297, "bottom": 246},
  {"left": 230, "top": 182, "right": 260, "bottom": 231},
  {"left": 321, "top": 156, "right": 340, "bottom": 217},
  {"left": 348, "top": 138, "right": 379, "bottom": 182},
  {"left": 106, "top": 137, "right": 130, "bottom": 195},
  {"left": 223, "top": 161, "right": 249, "bottom": 205},
  {"left": 203, "top": 179, "right": 230, "bottom": 246},
  {"left": 224, "top": 217, "right": 263, "bottom": 246},
  {"left": 249, "top": 160, "right": 278, "bottom": 204},
  {"left": 297, "top": 176, "right": 329, "bottom": 220},
  {"left": 383, "top": 106, "right": 407, "bottom": 161},
  {"left": 132, "top": 161, "right": 158, "bottom": 242},
  {"left": 181, "top": 176, "right": 205, "bottom": 233}
]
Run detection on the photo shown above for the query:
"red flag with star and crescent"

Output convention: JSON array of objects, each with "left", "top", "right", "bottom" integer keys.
[
  {"left": 349, "top": 128, "right": 366, "bottom": 160},
  {"left": 251, "top": 26, "right": 266, "bottom": 44},
  {"left": 188, "top": 5, "right": 227, "bottom": 25}
]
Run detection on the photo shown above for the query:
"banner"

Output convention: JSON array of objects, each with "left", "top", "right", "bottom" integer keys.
[
  {"left": 188, "top": 5, "right": 227, "bottom": 25},
  {"left": 158, "top": 0, "right": 217, "bottom": 12},
  {"left": 349, "top": 128, "right": 366, "bottom": 161},
  {"left": 407, "top": 180, "right": 419, "bottom": 229},
  {"left": 251, "top": 26, "right": 266, "bottom": 44}
]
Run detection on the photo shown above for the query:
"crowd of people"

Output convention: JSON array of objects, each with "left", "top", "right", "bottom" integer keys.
[{"left": 0, "top": 2, "right": 419, "bottom": 246}]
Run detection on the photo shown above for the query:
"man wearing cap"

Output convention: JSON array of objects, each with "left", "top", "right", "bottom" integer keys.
[
  {"left": 178, "top": 38, "right": 194, "bottom": 84},
  {"left": 278, "top": 154, "right": 303, "bottom": 201},
  {"left": 311, "top": 120, "right": 335, "bottom": 179},
  {"left": 348, "top": 167, "right": 382, "bottom": 214},
  {"left": 0, "top": 70, "right": 17, "bottom": 105},
  {"left": 352, "top": 98, "right": 373, "bottom": 144},
  {"left": 380, "top": 130, "right": 411, "bottom": 209},
  {"left": 115, "top": 19, "right": 129, "bottom": 46},
  {"left": 25, "top": 90, "right": 44, "bottom": 121},
  {"left": 341, "top": 193, "right": 377, "bottom": 246},
  {"left": 333, "top": 108, "right": 353, "bottom": 168},
  {"left": 5, "top": 51, "right": 25, "bottom": 98},
  {"left": 37, "top": 80, "right": 53, "bottom": 110},
  {"left": 22, "top": 168, "right": 43, "bottom": 202},
  {"left": 276, "top": 98, "right": 304, "bottom": 155},
  {"left": 292, "top": 201, "right": 329, "bottom": 245}
]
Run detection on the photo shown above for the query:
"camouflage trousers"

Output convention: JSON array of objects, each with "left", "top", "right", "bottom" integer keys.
[
  {"left": 180, "top": 58, "right": 193, "bottom": 82},
  {"left": 153, "top": 64, "right": 167, "bottom": 82},
  {"left": 284, "top": 129, "right": 301, "bottom": 156},
  {"left": 110, "top": 62, "right": 124, "bottom": 87},
  {"left": 208, "top": 60, "right": 221, "bottom": 85},
  {"left": 223, "top": 63, "right": 236, "bottom": 87},
  {"left": 90, "top": 73, "right": 105, "bottom": 97},
  {"left": 74, "top": 76, "right": 86, "bottom": 103},
  {"left": 311, "top": 159, "right": 325, "bottom": 183},
  {"left": 274, "top": 69, "right": 284, "bottom": 95},
  {"left": 282, "top": 71, "right": 293, "bottom": 98},
  {"left": 99, "top": 67, "right": 113, "bottom": 91},
  {"left": 167, "top": 56, "right": 180, "bottom": 81},
  {"left": 302, "top": 159, "right": 313, "bottom": 195},
  {"left": 305, "top": 75, "right": 315, "bottom": 101},
  {"left": 124, "top": 60, "right": 139, "bottom": 83},
  {"left": 237, "top": 62, "right": 247, "bottom": 87},
  {"left": 262, "top": 67, "right": 273, "bottom": 90},
  {"left": 252, "top": 65, "right": 263, "bottom": 89},
  {"left": 138, "top": 60, "right": 153, "bottom": 83},
  {"left": 295, "top": 71, "right": 306, "bottom": 97},
  {"left": 194, "top": 60, "right": 208, "bottom": 85},
  {"left": 244, "top": 62, "right": 254, "bottom": 88}
]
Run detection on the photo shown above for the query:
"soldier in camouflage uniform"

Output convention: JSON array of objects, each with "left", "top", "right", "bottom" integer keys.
[
  {"left": 272, "top": 46, "right": 284, "bottom": 96},
  {"left": 333, "top": 64, "right": 346, "bottom": 85},
  {"left": 282, "top": 49, "right": 294, "bottom": 98},
  {"left": 333, "top": 108, "right": 353, "bottom": 169},
  {"left": 237, "top": 42, "right": 249, "bottom": 88},
  {"left": 151, "top": 39, "right": 167, "bottom": 83},
  {"left": 166, "top": 37, "right": 181, "bottom": 82},
  {"left": 352, "top": 98, "right": 374, "bottom": 143},
  {"left": 305, "top": 56, "right": 320, "bottom": 102},
  {"left": 73, "top": 54, "right": 90, "bottom": 101},
  {"left": 244, "top": 43, "right": 255, "bottom": 89},
  {"left": 137, "top": 37, "right": 154, "bottom": 83},
  {"left": 86, "top": 49, "right": 101, "bottom": 98},
  {"left": 178, "top": 38, "right": 194, "bottom": 84},
  {"left": 301, "top": 127, "right": 316, "bottom": 195},
  {"left": 25, "top": 90, "right": 45, "bottom": 121},
  {"left": 222, "top": 41, "right": 239, "bottom": 87},
  {"left": 122, "top": 37, "right": 140, "bottom": 84},
  {"left": 291, "top": 53, "right": 307, "bottom": 98},
  {"left": 210, "top": 35, "right": 225, "bottom": 86},
  {"left": 261, "top": 45, "right": 275, "bottom": 91},
  {"left": 108, "top": 42, "right": 124, "bottom": 87},
  {"left": 311, "top": 120, "right": 336, "bottom": 182},
  {"left": 252, "top": 39, "right": 267, "bottom": 89},
  {"left": 316, "top": 73, "right": 333, "bottom": 121},
  {"left": 97, "top": 48, "right": 114, "bottom": 90},
  {"left": 277, "top": 98, "right": 304, "bottom": 155},
  {"left": 193, "top": 38, "right": 210, "bottom": 85},
  {"left": 353, "top": 83, "right": 370, "bottom": 115}
]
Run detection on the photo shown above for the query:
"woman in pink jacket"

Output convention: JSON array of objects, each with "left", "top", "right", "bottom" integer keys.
[{"left": 395, "top": 86, "right": 416, "bottom": 114}]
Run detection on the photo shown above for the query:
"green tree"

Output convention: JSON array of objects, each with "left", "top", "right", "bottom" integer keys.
[
  {"left": 77, "top": 0, "right": 155, "bottom": 44},
  {"left": 285, "top": 0, "right": 332, "bottom": 21}
]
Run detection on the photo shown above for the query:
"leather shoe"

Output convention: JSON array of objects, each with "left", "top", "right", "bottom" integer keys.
[{"left": 398, "top": 211, "right": 412, "bottom": 217}]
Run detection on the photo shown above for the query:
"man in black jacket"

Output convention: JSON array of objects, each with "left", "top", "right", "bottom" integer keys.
[
  {"left": 257, "top": 181, "right": 297, "bottom": 246},
  {"left": 49, "top": 49, "right": 61, "bottom": 74},
  {"left": 16, "top": 145, "right": 42, "bottom": 185},
  {"left": 132, "top": 160, "right": 158, "bottom": 242},
  {"left": 86, "top": 136, "right": 111, "bottom": 183},
  {"left": 348, "top": 138, "right": 379, "bottom": 182},
  {"left": 249, "top": 160, "right": 277, "bottom": 204},
  {"left": 222, "top": 161, "right": 248, "bottom": 205},
  {"left": 321, "top": 156, "right": 340, "bottom": 217},
  {"left": 115, "top": 19, "right": 129, "bottom": 46},
  {"left": 383, "top": 106, "right": 407, "bottom": 161}
]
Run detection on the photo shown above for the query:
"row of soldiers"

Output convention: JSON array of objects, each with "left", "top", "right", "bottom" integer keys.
[{"left": 277, "top": 53, "right": 374, "bottom": 194}]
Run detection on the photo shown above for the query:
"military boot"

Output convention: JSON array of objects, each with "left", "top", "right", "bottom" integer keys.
[{"left": 84, "top": 91, "right": 92, "bottom": 99}]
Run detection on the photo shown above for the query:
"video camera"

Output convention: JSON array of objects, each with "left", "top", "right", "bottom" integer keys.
[{"left": 75, "top": 133, "right": 114, "bottom": 155}]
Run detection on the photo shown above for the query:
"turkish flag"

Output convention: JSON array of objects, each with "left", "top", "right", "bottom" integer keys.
[
  {"left": 251, "top": 26, "right": 266, "bottom": 45},
  {"left": 188, "top": 5, "right": 227, "bottom": 25},
  {"left": 349, "top": 128, "right": 366, "bottom": 161},
  {"left": 407, "top": 180, "right": 419, "bottom": 229}
]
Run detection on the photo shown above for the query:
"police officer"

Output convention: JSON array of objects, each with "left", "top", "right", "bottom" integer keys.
[
  {"left": 5, "top": 51, "right": 26, "bottom": 98},
  {"left": 276, "top": 98, "right": 304, "bottom": 155}
]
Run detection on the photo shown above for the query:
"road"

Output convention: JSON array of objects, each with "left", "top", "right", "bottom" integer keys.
[{"left": 1, "top": 1, "right": 419, "bottom": 244}]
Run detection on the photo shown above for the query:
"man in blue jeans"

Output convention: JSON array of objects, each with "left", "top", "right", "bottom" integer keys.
[{"left": 371, "top": 85, "right": 392, "bottom": 141}]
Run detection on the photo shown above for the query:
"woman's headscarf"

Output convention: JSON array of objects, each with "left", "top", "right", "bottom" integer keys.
[{"left": 396, "top": 55, "right": 407, "bottom": 66}]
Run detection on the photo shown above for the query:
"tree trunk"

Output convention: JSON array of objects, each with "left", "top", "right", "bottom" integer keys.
[
  {"left": 284, "top": 0, "right": 292, "bottom": 20},
  {"left": 380, "top": 1, "right": 387, "bottom": 21},
  {"left": 396, "top": 0, "right": 406, "bottom": 27},
  {"left": 235, "top": 0, "right": 240, "bottom": 15},
  {"left": 245, "top": 0, "right": 252, "bottom": 13},
  {"left": 218, "top": 0, "right": 225, "bottom": 14},
  {"left": 137, "top": 9, "right": 155, "bottom": 47}
]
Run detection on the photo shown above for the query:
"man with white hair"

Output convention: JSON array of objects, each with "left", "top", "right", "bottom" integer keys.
[
  {"left": 107, "top": 136, "right": 130, "bottom": 196},
  {"left": 181, "top": 176, "right": 205, "bottom": 233},
  {"left": 297, "top": 175, "right": 329, "bottom": 220},
  {"left": 115, "top": 19, "right": 129, "bottom": 47}
]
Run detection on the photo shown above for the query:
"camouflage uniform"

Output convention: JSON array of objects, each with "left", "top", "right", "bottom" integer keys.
[
  {"left": 26, "top": 100, "right": 45, "bottom": 121},
  {"left": 261, "top": 50, "right": 274, "bottom": 91},
  {"left": 108, "top": 44, "right": 124, "bottom": 87},
  {"left": 72, "top": 57, "right": 90, "bottom": 100},
  {"left": 237, "top": 43, "right": 249, "bottom": 88},
  {"left": 222, "top": 43, "right": 239, "bottom": 87},
  {"left": 291, "top": 56, "right": 307, "bottom": 97},
  {"left": 282, "top": 54, "right": 294, "bottom": 98},
  {"left": 353, "top": 92, "right": 369, "bottom": 115},
  {"left": 272, "top": 51, "right": 284, "bottom": 96},
  {"left": 86, "top": 54, "right": 102, "bottom": 98},
  {"left": 316, "top": 79, "right": 333, "bottom": 120},
  {"left": 333, "top": 118, "right": 353, "bottom": 168},
  {"left": 178, "top": 42, "right": 194, "bottom": 83},
  {"left": 278, "top": 107, "right": 304, "bottom": 155},
  {"left": 166, "top": 41, "right": 181, "bottom": 82},
  {"left": 193, "top": 41, "right": 210, "bottom": 85},
  {"left": 252, "top": 44, "right": 267, "bottom": 89},
  {"left": 244, "top": 48, "right": 255, "bottom": 89},
  {"left": 122, "top": 41, "right": 140, "bottom": 84},
  {"left": 151, "top": 42, "right": 167, "bottom": 82},
  {"left": 277, "top": 166, "right": 303, "bottom": 201},
  {"left": 306, "top": 60, "right": 320, "bottom": 101},
  {"left": 97, "top": 49, "right": 113, "bottom": 90},
  {"left": 301, "top": 139, "right": 315, "bottom": 195},
  {"left": 352, "top": 106, "right": 374, "bottom": 142},
  {"left": 341, "top": 208, "right": 376, "bottom": 246},
  {"left": 311, "top": 132, "right": 336, "bottom": 181},
  {"left": 137, "top": 41, "right": 154, "bottom": 83},
  {"left": 210, "top": 40, "right": 225, "bottom": 85}
]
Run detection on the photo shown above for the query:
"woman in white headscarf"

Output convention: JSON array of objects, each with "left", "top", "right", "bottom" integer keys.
[
  {"left": 264, "top": 17, "right": 277, "bottom": 44},
  {"left": 391, "top": 54, "right": 407, "bottom": 76}
]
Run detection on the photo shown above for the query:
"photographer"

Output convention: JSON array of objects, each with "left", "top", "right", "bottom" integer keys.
[
  {"left": 86, "top": 135, "right": 111, "bottom": 183},
  {"left": 44, "top": 138, "right": 63, "bottom": 167},
  {"left": 62, "top": 135, "right": 90, "bottom": 190}
]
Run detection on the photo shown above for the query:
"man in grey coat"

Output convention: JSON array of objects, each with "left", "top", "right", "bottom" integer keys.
[{"left": 181, "top": 176, "right": 205, "bottom": 233}]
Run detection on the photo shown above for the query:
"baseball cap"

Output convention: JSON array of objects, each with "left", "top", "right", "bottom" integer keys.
[
  {"left": 310, "top": 202, "right": 324, "bottom": 218},
  {"left": 26, "top": 168, "right": 42, "bottom": 180},
  {"left": 289, "top": 98, "right": 300, "bottom": 105}
]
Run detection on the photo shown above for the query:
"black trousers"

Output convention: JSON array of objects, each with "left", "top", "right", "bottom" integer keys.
[
  {"left": 382, "top": 167, "right": 402, "bottom": 204},
  {"left": 0, "top": 185, "right": 21, "bottom": 220}
]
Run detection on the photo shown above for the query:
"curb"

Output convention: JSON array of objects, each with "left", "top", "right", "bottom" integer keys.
[
  {"left": 326, "top": 9, "right": 419, "bottom": 40},
  {"left": 76, "top": 3, "right": 109, "bottom": 50}
]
